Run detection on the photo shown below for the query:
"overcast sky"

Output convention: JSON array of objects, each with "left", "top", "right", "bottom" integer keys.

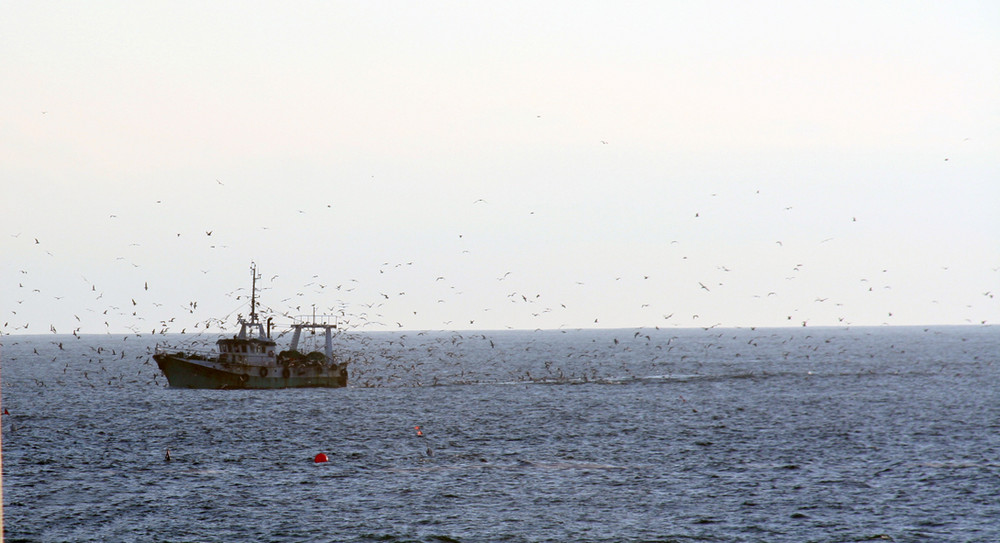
[{"left": 3, "top": 1, "right": 998, "bottom": 335}]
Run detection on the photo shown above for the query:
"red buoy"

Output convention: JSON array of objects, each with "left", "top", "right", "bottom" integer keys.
[{"left": 314, "top": 453, "right": 329, "bottom": 463}]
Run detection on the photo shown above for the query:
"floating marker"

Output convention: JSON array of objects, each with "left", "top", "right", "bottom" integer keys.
[
  {"left": 415, "top": 425, "right": 423, "bottom": 437},
  {"left": 314, "top": 453, "right": 329, "bottom": 463}
]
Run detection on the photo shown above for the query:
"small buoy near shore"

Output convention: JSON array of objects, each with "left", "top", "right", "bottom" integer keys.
[
  {"left": 314, "top": 453, "right": 329, "bottom": 463},
  {"left": 415, "top": 425, "right": 423, "bottom": 437}
]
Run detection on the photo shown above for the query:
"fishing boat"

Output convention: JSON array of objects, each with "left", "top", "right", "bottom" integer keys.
[{"left": 153, "top": 264, "right": 349, "bottom": 389}]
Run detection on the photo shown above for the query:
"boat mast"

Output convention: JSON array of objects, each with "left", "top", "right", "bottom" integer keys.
[
  {"left": 235, "top": 262, "right": 268, "bottom": 340},
  {"left": 249, "top": 261, "right": 259, "bottom": 324}
]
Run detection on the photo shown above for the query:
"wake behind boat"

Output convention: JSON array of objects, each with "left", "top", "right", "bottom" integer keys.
[{"left": 152, "top": 264, "right": 349, "bottom": 389}]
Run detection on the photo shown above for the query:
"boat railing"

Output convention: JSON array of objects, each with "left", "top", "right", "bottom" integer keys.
[{"left": 288, "top": 314, "right": 340, "bottom": 328}]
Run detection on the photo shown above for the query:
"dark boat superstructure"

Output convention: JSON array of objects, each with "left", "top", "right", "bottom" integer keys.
[{"left": 153, "top": 264, "right": 349, "bottom": 389}]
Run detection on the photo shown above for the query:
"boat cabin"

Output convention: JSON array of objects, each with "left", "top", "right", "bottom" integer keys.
[{"left": 217, "top": 334, "right": 276, "bottom": 365}]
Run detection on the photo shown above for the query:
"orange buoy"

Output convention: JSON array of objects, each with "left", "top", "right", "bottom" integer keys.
[
  {"left": 314, "top": 453, "right": 329, "bottom": 463},
  {"left": 415, "top": 425, "right": 423, "bottom": 436}
]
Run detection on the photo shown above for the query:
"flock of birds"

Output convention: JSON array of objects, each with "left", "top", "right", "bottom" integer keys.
[
  {"left": 2, "top": 166, "right": 997, "bottom": 392},
  {"left": 0, "top": 320, "right": 986, "bottom": 394}
]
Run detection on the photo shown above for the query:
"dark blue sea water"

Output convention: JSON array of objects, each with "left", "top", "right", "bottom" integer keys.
[{"left": 2, "top": 326, "right": 998, "bottom": 542}]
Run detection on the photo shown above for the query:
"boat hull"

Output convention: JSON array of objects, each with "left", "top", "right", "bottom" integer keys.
[{"left": 154, "top": 353, "right": 347, "bottom": 389}]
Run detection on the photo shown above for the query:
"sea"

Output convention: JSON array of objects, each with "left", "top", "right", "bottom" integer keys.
[{"left": 1, "top": 325, "right": 997, "bottom": 542}]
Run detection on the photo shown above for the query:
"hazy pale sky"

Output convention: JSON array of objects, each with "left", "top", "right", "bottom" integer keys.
[{"left": 3, "top": 1, "right": 998, "bottom": 334}]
